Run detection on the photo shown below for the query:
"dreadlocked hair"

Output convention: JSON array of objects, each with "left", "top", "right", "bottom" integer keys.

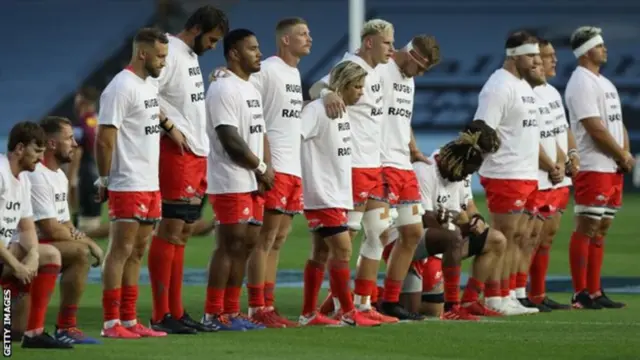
[
  {"left": 439, "top": 126, "right": 498, "bottom": 179},
  {"left": 462, "top": 121, "right": 501, "bottom": 154}
]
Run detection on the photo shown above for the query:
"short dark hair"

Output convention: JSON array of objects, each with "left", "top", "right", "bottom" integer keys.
[
  {"left": 40, "top": 116, "right": 72, "bottom": 136},
  {"left": 185, "top": 5, "right": 229, "bottom": 35},
  {"left": 134, "top": 27, "right": 169, "bottom": 46},
  {"left": 505, "top": 30, "right": 538, "bottom": 49},
  {"left": 77, "top": 86, "right": 100, "bottom": 103},
  {"left": 276, "top": 17, "right": 307, "bottom": 34},
  {"left": 537, "top": 37, "right": 551, "bottom": 47},
  {"left": 412, "top": 35, "right": 441, "bottom": 66},
  {"left": 223, "top": 29, "right": 256, "bottom": 59},
  {"left": 7, "top": 121, "right": 46, "bottom": 152}
]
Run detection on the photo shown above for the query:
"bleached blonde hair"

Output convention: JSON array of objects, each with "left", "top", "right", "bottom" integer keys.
[
  {"left": 328, "top": 61, "right": 367, "bottom": 95},
  {"left": 361, "top": 19, "right": 394, "bottom": 40}
]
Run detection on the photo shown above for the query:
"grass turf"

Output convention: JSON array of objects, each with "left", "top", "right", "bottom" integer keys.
[{"left": 11, "top": 194, "right": 640, "bottom": 359}]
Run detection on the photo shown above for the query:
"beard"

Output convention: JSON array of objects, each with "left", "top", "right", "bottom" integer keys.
[
  {"left": 146, "top": 61, "right": 161, "bottom": 78},
  {"left": 193, "top": 33, "right": 206, "bottom": 56}
]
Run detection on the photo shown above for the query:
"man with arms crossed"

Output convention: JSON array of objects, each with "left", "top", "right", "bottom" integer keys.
[
  {"left": 1, "top": 122, "right": 69, "bottom": 349},
  {"left": 565, "top": 26, "right": 632, "bottom": 309},
  {"left": 27, "top": 116, "right": 103, "bottom": 344},
  {"left": 201, "top": 29, "right": 273, "bottom": 331},
  {"left": 309, "top": 19, "right": 397, "bottom": 323},
  {"left": 473, "top": 31, "right": 543, "bottom": 315},
  {"left": 245, "top": 18, "right": 311, "bottom": 327},
  {"left": 96, "top": 28, "right": 184, "bottom": 339},
  {"left": 148, "top": 5, "right": 228, "bottom": 335}
]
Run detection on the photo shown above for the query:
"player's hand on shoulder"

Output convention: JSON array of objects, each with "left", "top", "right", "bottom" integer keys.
[
  {"left": 322, "top": 91, "right": 346, "bottom": 120},
  {"left": 209, "top": 66, "right": 232, "bottom": 82},
  {"left": 411, "top": 151, "right": 432, "bottom": 165}
]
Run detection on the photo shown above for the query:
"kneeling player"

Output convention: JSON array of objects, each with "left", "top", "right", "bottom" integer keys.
[
  {"left": 298, "top": 61, "right": 380, "bottom": 327},
  {"left": 27, "top": 117, "right": 104, "bottom": 344},
  {"left": 1, "top": 121, "right": 69, "bottom": 349}
]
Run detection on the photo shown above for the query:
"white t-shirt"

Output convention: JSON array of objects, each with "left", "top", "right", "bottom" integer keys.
[
  {"left": 98, "top": 69, "right": 161, "bottom": 192},
  {"left": 206, "top": 72, "right": 265, "bottom": 194},
  {"left": 541, "top": 83, "right": 573, "bottom": 188},
  {"left": 250, "top": 56, "right": 303, "bottom": 177},
  {"left": 533, "top": 87, "right": 558, "bottom": 190},
  {"left": 413, "top": 161, "right": 466, "bottom": 213},
  {"left": 300, "top": 100, "right": 353, "bottom": 210},
  {"left": 0, "top": 154, "right": 33, "bottom": 247},
  {"left": 318, "top": 53, "right": 385, "bottom": 168},
  {"left": 27, "top": 163, "right": 71, "bottom": 239},
  {"left": 475, "top": 69, "right": 539, "bottom": 180},
  {"left": 155, "top": 35, "right": 208, "bottom": 156},
  {"left": 379, "top": 59, "right": 415, "bottom": 170},
  {"left": 565, "top": 66, "right": 625, "bottom": 173}
]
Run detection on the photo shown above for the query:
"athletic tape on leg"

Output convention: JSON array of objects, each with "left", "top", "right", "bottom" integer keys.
[{"left": 360, "top": 208, "right": 390, "bottom": 260}]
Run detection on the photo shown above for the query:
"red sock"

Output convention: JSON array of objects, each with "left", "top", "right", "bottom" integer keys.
[
  {"left": 26, "top": 264, "right": 60, "bottom": 331},
  {"left": 204, "top": 287, "right": 224, "bottom": 315},
  {"left": 461, "top": 277, "right": 484, "bottom": 303},
  {"left": 587, "top": 235, "right": 604, "bottom": 295},
  {"left": 382, "top": 278, "right": 402, "bottom": 303},
  {"left": 102, "top": 288, "right": 121, "bottom": 322},
  {"left": 170, "top": 244, "right": 185, "bottom": 319},
  {"left": 509, "top": 273, "right": 517, "bottom": 290},
  {"left": 569, "top": 231, "right": 590, "bottom": 292},
  {"left": 223, "top": 286, "right": 241, "bottom": 314},
  {"left": 354, "top": 278, "right": 374, "bottom": 297},
  {"left": 484, "top": 280, "right": 501, "bottom": 298},
  {"left": 57, "top": 305, "right": 78, "bottom": 329},
  {"left": 328, "top": 259, "right": 354, "bottom": 313},
  {"left": 247, "top": 283, "right": 265, "bottom": 309},
  {"left": 500, "top": 278, "right": 510, "bottom": 297},
  {"left": 443, "top": 266, "right": 461, "bottom": 304},
  {"left": 148, "top": 236, "right": 175, "bottom": 322},
  {"left": 120, "top": 285, "right": 138, "bottom": 322},
  {"left": 376, "top": 286, "right": 385, "bottom": 301},
  {"left": 264, "top": 282, "right": 275, "bottom": 308},
  {"left": 370, "top": 283, "right": 379, "bottom": 303},
  {"left": 529, "top": 245, "right": 550, "bottom": 300},
  {"left": 515, "top": 272, "right": 528, "bottom": 290},
  {"left": 302, "top": 260, "right": 325, "bottom": 315}
]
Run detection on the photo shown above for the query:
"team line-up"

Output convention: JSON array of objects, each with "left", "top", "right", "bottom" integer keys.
[{"left": 0, "top": 5, "right": 631, "bottom": 350}]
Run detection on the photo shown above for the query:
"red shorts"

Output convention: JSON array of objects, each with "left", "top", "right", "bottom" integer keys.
[
  {"left": 108, "top": 191, "right": 162, "bottom": 222},
  {"left": 382, "top": 167, "right": 421, "bottom": 206},
  {"left": 552, "top": 186, "right": 571, "bottom": 212},
  {"left": 159, "top": 136, "right": 207, "bottom": 200},
  {"left": 525, "top": 188, "right": 552, "bottom": 217},
  {"left": 422, "top": 256, "right": 443, "bottom": 293},
  {"left": 352, "top": 168, "right": 386, "bottom": 206},
  {"left": 209, "top": 192, "right": 264, "bottom": 225},
  {"left": 480, "top": 177, "right": 537, "bottom": 214},
  {"left": 264, "top": 172, "right": 303, "bottom": 214},
  {"left": 574, "top": 171, "right": 623, "bottom": 209},
  {"left": 304, "top": 208, "right": 348, "bottom": 231}
]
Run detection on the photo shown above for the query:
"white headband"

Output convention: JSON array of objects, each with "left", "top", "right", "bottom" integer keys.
[
  {"left": 573, "top": 35, "right": 604, "bottom": 58},
  {"left": 505, "top": 43, "right": 539, "bottom": 56}
]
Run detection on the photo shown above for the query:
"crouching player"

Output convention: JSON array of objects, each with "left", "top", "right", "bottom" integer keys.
[
  {"left": 407, "top": 126, "right": 505, "bottom": 320},
  {"left": 298, "top": 61, "right": 380, "bottom": 327},
  {"left": 26, "top": 117, "right": 104, "bottom": 344},
  {"left": 0, "top": 121, "right": 69, "bottom": 349}
]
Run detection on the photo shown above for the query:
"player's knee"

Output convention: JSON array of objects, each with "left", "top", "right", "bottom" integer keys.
[
  {"left": 395, "top": 203, "right": 424, "bottom": 228},
  {"left": 130, "top": 241, "right": 147, "bottom": 261},
  {"left": 485, "top": 228, "right": 507, "bottom": 255},
  {"left": 38, "top": 244, "right": 61, "bottom": 266},
  {"left": 311, "top": 238, "right": 330, "bottom": 263},
  {"left": 596, "top": 217, "right": 613, "bottom": 238},
  {"left": 70, "top": 243, "right": 91, "bottom": 264},
  {"left": 271, "top": 232, "right": 288, "bottom": 252},
  {"left": 360, "top": 208, "right": 391, "bottom": 260}
]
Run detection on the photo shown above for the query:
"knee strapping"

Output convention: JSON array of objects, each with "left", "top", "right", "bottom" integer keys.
[
  {"left": 395, "top": 203, "right": 424, "bottom": 227},
  {"left": 347, "top": 211, "right": 364, "bottom": 231},
  {"left": 574, "top": 205, "right": 606, "bottom": 220},
  {"left": 359, "top": 208, "right": 391, "bottom": 260}
]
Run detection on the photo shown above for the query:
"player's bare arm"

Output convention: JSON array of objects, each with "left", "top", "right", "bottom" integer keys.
[
  {"left": 17, "top": 217, "right": 39, "bottom": 278},
  {"left": 95, "top": 124, "right": 117, "bottom": 201},
  {"left": 158, "top": 112, "right": 189, "bottom": 153},
  {"left": 581, "top": 117, "right": 632, "bottom": 170},
  {"left": 409, "top": 130, "right": 430, "bottom": 164},
  {"left": 216, "top": 125, "right": 264, "bottom": 169},
  {"left": 623, "top": 126, "right": 630, "bottom": 152},
  {"left": 259, "top": 134, "right": 275, "bottom": 189},
  {"left": 566, "top": 128, "right": 580, "bottom": 175},
  {"left": 539, "top": 144, "right": 562, "bottom": 184},
  {"left": 309, "top": 78, "right": 346, "bottom": 119}
]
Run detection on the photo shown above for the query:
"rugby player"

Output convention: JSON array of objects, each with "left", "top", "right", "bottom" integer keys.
[
  {"left": 245, "top": 18, "right": 311, "bottom": 327},
  {"left": 27, "top": 116, "right": 103, "bottom": 344},
  {"left": 374, "top": 35, "right": 441, "bottom": 320},
  {"left": 298, "top": 61, "right": 381, "bottom": 327},
  {"left": 96, "top": 28, "right": 184, "bottom": 339},
  {"left": 202, "top": 29, "right": 272, "bottom": 331},
  {"left": 565, "top": 26, "right": 631, "bottom": 309},
  {"left": 527, "top": 38, "right": 573, "bottom": 310},
  {"left": 148, "top": 5, "right": 228, "bottom": 334},
  {"left": 472, "top": 31, "right": 543, "bottom": 315},
  {"left": 309, "top": 19, "right": 397, "bottom": 323},
  {"left": 0, "top": 122, "right": 69, "bottom": 349}
]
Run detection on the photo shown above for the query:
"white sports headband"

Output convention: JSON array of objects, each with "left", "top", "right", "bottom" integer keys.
[
  {"left": 505, "top": 43, "right": 539, "bottom": 56},
  {"left": 573, "top": 35, "right": 604, "bottom": 58}
]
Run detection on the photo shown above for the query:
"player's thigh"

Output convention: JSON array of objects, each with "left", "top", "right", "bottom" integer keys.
[
  {"left": 481, "top": 177, "right": 536, "bottom": 221},
  {"left": 422, "top": 227, "right": 462, "bottom": 257},
  {"left": 49, "top": 241, "right": 90, "bottom": 265},
  {"left": 573, "top": 172, "right": 614, "bottom": 234},
  {"left": 324, "top": 229, "right": 352, "bottom": 258},
  {"left": 159, "top": 137, "right": 207, "bottom": 201}
]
